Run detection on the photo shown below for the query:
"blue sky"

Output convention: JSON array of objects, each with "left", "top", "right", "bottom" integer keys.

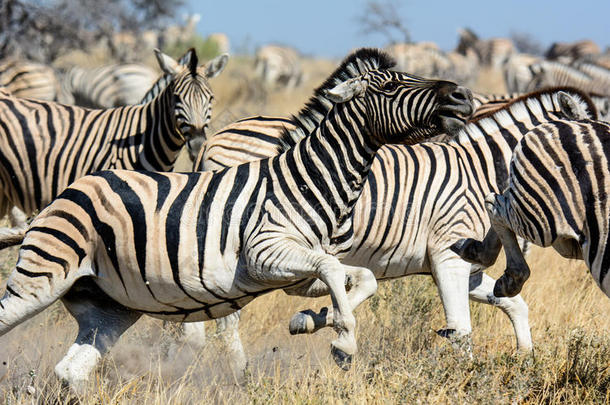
[{"left": 185, "top": 0, "right": 610, "bottom": 58}]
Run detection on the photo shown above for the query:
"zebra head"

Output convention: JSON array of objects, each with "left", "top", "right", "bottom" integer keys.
[
  {"left": 325, "top": 70, "right": 474, "bottom": 145},
  {"left": 154, "top": 48, "right": 229, "bottom": 161}
]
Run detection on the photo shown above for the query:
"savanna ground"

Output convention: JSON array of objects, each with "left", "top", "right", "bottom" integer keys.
[{"left": 0, "top": 53, "right": 609, "bottom": 404}]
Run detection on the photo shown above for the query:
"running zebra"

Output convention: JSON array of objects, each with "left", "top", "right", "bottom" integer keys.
[
  {"left": 0, "top": 49, "right": 228, "bottom": 248},
  {"left": 193, "top": 88, "right": 597, "bottom": 369},
  {"left": 60, "top": 63, "right": 157, "bottom": 108},
  {"left": 0, "top": 59, "right": 63, "bottom": 101},
  {"left": 0, "top": 68, "right": 474, "bottom": 390},
  {"left": 461, "top": 118, "right": 610, "bottom": 300}
]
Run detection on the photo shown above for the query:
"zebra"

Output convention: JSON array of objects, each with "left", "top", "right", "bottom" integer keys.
[
  {"left": 527, "top": 60, "right": 610, "bottom": 96},
  {"left": 0, "top": 69, "right": 474, "bottom": 391},
  {"left": 254, "top": 45, "right": 303, "bottom": 89},
  {"left": 191, "top": 88, "right": 598, "bottom": 371},
  {"left": 460, "top": 117, "right": 610, "bottom": 301},
  {"left": 0, "top": 48, "right": 228, "bottom": 249},
  {"left": 545, "top": 40, "right": 600, "bottom": 64},
  {"left": 0, "top": 59, "right": 63, "bottom": 101},
  {"left": 456, "top": 28, "right": 515, "bottom": 69},
  {"left": 502, "top": 53, "right": 540, "bottom": 93},
  {"left": 59, "top": 63, "right": 158, "bottom": 108}
]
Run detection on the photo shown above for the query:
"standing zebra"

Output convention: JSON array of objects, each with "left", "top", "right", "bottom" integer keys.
[
  {"left": 0, "top": 49, "right": 228, "bottom": 248},
  {"left": 455, "top": 28, "right": 515, "bottom": 69},
  {"left": 545, "top": 40, "right": 600, "bottom": 63},
  {"left": 460, "top": 118, "right": 610, "bottom": 300},
  {"left": 60, "top": 63, "right": 158, "bottom": 108},
  {"left": 0, "top": 59, "right": 63, "bottom": 101},
  {"left": 0, "top": 69, "right": 473, "bottom": 391},
  {"left": 192, "top": 88, "right": 597, "bottom": 368},
  {"left": 254, "top": 45, "right": 303, "bottom": 89}
]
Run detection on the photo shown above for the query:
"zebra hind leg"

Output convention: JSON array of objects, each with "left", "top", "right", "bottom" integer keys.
[
  {"left": 485, "top": 193, "right": 531, "bottom": 298},
  {"left": 55, "top": 278, "right": 141, "bottom": 394}
]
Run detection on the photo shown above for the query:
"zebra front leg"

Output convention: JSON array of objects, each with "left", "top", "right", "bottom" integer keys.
[
  {"left": 289, "top": 265, "right": 377, "bottom": 337},
  {"left": 467, "top": 271, "right": 532, "bottom": 352},
  {"left": 430, "top": 251, "right": 472, "bottom": 350},
  {"left": 451, "top": 228, "right": 503, "bottom": 267},
  {"left": 56, "top": 279, "right": 141, "bottom": 394},
  {"left": 485, "top": 193, "right": 531, "bottom": 297}
]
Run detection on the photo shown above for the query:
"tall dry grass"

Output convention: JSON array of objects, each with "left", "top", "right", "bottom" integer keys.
[{"left": 0, "top": 56, "right": 609, "bottom": 404}]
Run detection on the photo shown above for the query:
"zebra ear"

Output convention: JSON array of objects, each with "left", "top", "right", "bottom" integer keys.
[
  {"left": 154, "top": 49, "right": 179, "bottom": 75},
  {"left": 558, "top": 91, "right": 590, "bottom": 120},
  {"left": 204, "top": 53, "right": 229, "bottom": 78},
  {"left": 325, "top": 78, "right": 367, "bottom": 103}
]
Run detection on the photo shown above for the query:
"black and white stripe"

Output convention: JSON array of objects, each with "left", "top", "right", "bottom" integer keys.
[
  {"left": 0, "top": 67, "right": 473, "bottom": 388},
  {"left": 471, "top": 117, "right": 610, "bottom": 300},
  {"left": 0, "top": 59, "right": 62, "bottom": 101},
  {"left": 194, "top": 88, "right": 598, "bottom": 367},
  {"left": 60, "top": 63, "right": 157, "bottom": 108},
  {"left": 0, "top": 49, "right": 227, "bottom": 247}
]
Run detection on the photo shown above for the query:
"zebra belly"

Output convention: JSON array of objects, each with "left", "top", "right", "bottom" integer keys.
[
  {"left": 91, "top": 246, "right": 252, "bottom": 319},
  {"left": 343, "top": 243, "right": 431, "bottom": 279}
]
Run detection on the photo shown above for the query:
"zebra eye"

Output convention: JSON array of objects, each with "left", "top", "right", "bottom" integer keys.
[{"left": 383, "top": 81, "right": 399, "bottom": 92}]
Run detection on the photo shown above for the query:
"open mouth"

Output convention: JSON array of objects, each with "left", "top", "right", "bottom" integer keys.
[{"left": 435, "top": 104, "right": 473, "bottom": 136}]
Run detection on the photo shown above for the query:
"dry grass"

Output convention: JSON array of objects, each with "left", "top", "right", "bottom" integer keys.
[{"left": 1, "top": 57, "right": 609, "bottom": 404}]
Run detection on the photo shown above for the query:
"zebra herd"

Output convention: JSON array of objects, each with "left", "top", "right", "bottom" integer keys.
[{"left": 0, "top": 43, "right": 609, "bottom": 394}]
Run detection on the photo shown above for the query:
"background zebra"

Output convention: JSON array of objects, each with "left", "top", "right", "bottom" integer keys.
[
  {"left": 456, "top": 27, "right": 515, "bottom": 69},
  {"left": 462, "top": 118, "right": 610, "bottom": 301},
  {"left": 0, "top": 68, "right": 474, "bottom": 391},
  {"left": 254, "top": 44, "right": 303, "bottom": 89},
  {"left": 59, "top": 63, "right": 158, "bottom": 108},
  {"left": 545, "top": 40, "right": 601, "bottom": 64},
  {"left": 0, "top": 49, "right": 227, "bottom": 248},
  {"left": 192, "top": 88, "right": 597, "bottom": 370},
  {"left": 0, "top": 58, "right": 64, "bottom": 101}
]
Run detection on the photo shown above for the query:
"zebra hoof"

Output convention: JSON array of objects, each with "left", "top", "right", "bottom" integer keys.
[
  {"left": 436, "top": 328, "right": 456, "bottom": 339},
  {"left": 289, "top": 311, "right": 313, "bottom": 335},
  {"left": 330, "top": 345, "right": 352, "bottom": 371}
]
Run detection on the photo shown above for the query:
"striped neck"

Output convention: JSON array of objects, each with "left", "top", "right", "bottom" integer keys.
[
  {"left": 131, "top": 84, "right": 185, "bottom": 171},
  {"left": 284, "top": 99, "right": 378, "bottom": 229}
]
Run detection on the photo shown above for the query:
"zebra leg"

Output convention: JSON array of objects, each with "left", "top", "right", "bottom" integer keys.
[
  {"left": 467, "top": 271, "right": 532, "bottom": 351},
  {"left": 430, "top": 250, "right": 472, "bottom": 350},
  {"left": 0, "top": 206, "right": 28, "bottom": 249},
  {"left": 215, "top": 312, "right": 248, "bottom": 378},
  {"left": 485, "top": 193, "right": 531, "bottom": 297},
  {"left": 288, "top": 265, "right": 377, "bottom": 336},
  {"left": 9, "top": 206, "right": 28, "bottom": 228},
  {"left": 450, "top": 228, "right": 503, "bottom": 267},
  {"left": 55, "top": 279, "right": 141, "bottom": 393}
]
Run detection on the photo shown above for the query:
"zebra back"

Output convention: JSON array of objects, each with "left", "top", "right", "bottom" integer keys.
[
  {"left": 0, "top": 59, "right": 61, "bottom": 101},
  {"left": 61, "top": 63, "right": 157, "bottom": 108}
]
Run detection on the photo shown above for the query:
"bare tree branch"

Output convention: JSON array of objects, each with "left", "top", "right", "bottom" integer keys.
[{"left": 357, "top": 0, "right": 411, "bottom": 44}]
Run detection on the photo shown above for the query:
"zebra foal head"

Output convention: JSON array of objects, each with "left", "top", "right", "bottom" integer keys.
[
  {"left": 154, "top": 48, "right": 229, "bottom": 161},
  {"left": 325, "top": 70, "right": 474, "bottom": 145}
]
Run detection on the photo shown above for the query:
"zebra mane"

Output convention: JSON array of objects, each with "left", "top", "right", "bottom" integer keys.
[
  {"left": 469, "top": 87, "right": 597, "bottom": 123},
  {"left": 276, "top": 48, "right": 396, "bottom": 153}
]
